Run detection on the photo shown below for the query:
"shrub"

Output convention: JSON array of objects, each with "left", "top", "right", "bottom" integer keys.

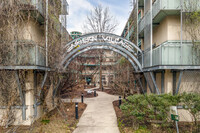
[
  {"left": 121, "top": 94, "right": 149, "bottom": 126},
  {"left": 181, "top": 92, "right": 200, "bottom": 128},
  {"left": 120, "top": 94, "right": 182, "bottom": 127}
]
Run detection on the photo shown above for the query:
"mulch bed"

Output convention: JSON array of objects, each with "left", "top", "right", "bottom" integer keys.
[
  {"left": 1, "top": 103, "right": 87, "bottom": 133},
  {"left": 113, "top": 100, "right": 197, "bottom": 133}
]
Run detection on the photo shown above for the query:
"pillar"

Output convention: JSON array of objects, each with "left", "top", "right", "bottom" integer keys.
[{"left": 25, "top": 70, "right": 35, "bottom": 125}]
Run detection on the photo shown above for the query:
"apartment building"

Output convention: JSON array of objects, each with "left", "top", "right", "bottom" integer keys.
[
  {"left": 69, "top": 31, "right": 117, "bottom": 87},
  {"left": 122, "top": 0, "right": 200, "bottom": 121},
  {"left": 70, "top": 31, "right": 82, "bottom": 39},
  {"left": 75, "top": 50, "right": 116, "bottom": 87},
  {"left": 0, "top": 0, "right": 70, "bottom": 125}
]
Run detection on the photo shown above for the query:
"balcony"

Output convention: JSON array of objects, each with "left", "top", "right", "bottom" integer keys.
[
  {"left": 142, "top": 41, "right": 200, "bottom": 68},
  {"left": 138, "top": 16, "right": 145, "bottom": 35},
  {"left": 152, "top": 0, "right": 182, "bottom": 24},
  {"left": 61, "top": 0, "right": 69, "bottom": 15},
  {"left": 19, "top": 0, "right": 45, "bottom": 23},
  {"left": 83, "top": 62, "right": 117, "bottom": 66},
  {"left": 20, "top": 0, "right": 44, "bottom": 15},
  {"left": 138, "top": 0, "right": 200, "bottom": 34},
  {"left": 125, "top": 25, "right": 135, "bottom": 40},
  {"left": 0, "top": 40, "right": 46, "bottom": 69}
]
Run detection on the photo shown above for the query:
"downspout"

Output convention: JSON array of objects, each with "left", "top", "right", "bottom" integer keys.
[
  {"left": 45, "top": 0, "right": 48, "bottom": 67},
  {"left": 150, "top": 0, "right": 153, "bottom": 66},
  {"left": 180, "top": 0, "right": 183, "bottom": 64}
]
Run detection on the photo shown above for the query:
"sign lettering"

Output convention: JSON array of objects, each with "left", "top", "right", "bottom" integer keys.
[{"left": 67, "top": 35, "right": 134, "bottom": 52}]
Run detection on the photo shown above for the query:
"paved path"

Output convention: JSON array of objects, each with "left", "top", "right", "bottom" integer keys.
[{"left": 73, "top": 89, "right": 120, "bottom": 133}]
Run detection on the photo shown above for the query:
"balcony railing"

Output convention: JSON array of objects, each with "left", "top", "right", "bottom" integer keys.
[
  {"left": 83, "top": 62, "right": 117, "bottom": 66},
  {"left": 142, "top": 41, "right": 200, "bottom": 68},
  {"left": 0, "top": 41, "right": 46, "bottom": 67},
  {"left": 61, "top": 0, "right": 69, "bottom": 15},
  {"left": 138, "top": 16, "right": 145, "bottom": 34},
  {"left": 152, "top": 0, "right": 181, "bottom": 19},
  {"left": 138, "top": 0, "right": 200, "bottom": 34},
  {"left": 20, "top": 0, "right": 44, "bottom": 16}
]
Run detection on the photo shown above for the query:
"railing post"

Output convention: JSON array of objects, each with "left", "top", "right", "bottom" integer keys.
[
  {"left": 81, "top": 93, "right": 84, "bottom": 103},
  {"left": 94, "top": 90, "right": 96, "bottom": 97},
  {"left": 119, "top": 96, "right": 122, "bottom": 108},
  {"left": 75, "top": 102, "right": 78, "bottom": 119},
  {"left": 142, "top": 53, "right": 144, "bottom": 68}
]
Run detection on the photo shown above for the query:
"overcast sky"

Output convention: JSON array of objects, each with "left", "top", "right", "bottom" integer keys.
[{"left": 67, "top": 0, "right": 131, "bottom": 35}]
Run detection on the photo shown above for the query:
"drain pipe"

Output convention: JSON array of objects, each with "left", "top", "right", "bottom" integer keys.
[
  {"left": 180, "top": 0, "right": 183, "bottom": 64},
  {"left": 45, "top": 0, "right": 48, "bottom": 67}
]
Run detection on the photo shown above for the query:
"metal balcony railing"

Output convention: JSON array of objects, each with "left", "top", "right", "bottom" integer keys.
[
  {"left": 142, "top": 41, "right": 200, "bottom": 68},
  {"left": 152, "top": 0, "right": 181, "bottom": 19},
  {"left": 61, "top": 0, "right": 69, "bottom": 15},
  {"left": 20, "top": 0, "right": 45, "bottom": 16},
  {"left": 138, "top": 16, "right": 145, "bottom": 34},
  {"left": 0, "top": 41, "right": 46, "bottom": 67},
  {"left": 138, "top": 0, "right": 200, "bottom": 35},
  {"left": 139, "top": 0, "right": 181, "bottom": 34}
]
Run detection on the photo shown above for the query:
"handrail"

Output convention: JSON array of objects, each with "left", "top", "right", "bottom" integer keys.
[{"left": 0, "top": 40, "right": 46, "bottom": 66}]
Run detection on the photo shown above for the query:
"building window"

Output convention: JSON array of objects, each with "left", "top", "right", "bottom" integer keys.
[
  {"left": 138, "top": 10, "right": 141, "bottom": 21},
  {"left": 89, "top": 67, "right": 95, "bottom": 70},
  {"left": 138, "top": 39, "right": 141, "bottom": 49},
  {"left": 102, "top": 75, "right": 106, "bottom": 80},
  {"left": 109, "top": 75, "right": 114, "bottom": 80}
]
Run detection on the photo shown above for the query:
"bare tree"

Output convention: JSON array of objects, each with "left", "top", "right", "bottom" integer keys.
[
  {"left": 82, "top": 4, "right": 118, "bottom": 90},
  {"left": 183, "top": 1, "right": 200, "bottom": 51},
  {"left": 83, "top": 4, "right": 118, "bottom": 33}
]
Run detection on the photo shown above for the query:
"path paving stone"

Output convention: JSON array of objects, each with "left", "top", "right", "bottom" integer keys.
[{"left": 73, "top": 89, "right": 120, "bottom": 133}]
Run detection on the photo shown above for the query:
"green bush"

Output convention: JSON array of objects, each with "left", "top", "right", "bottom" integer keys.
[
  {"left": 121, "top": 93, "right": 200, "bottom": 131},
  {"left": 120, "top": 94, "right": 182, "bottom": 127},
  {"left": 120, "top": 94, "right": 149, "bottom": 125},
  {"left": 181, "top": 92, "right": 200, "bottom": 127}
]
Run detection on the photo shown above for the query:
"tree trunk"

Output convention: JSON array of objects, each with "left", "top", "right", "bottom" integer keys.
[{"left": 99, "top": 53, "right": 103, "bottom": 90}]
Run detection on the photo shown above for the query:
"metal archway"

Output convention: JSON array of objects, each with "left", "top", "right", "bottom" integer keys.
[
  {"left": 64, "top": 46, "right": 139, "bottom": 71},
  {"left": 59, "top": 33, "right": 161, "bottom": 93},
  {"left": 59, "top": 32, "right": 162, "bottom": 94},
  {"left": 64, "top": 32, "right": 143, "bottom": 57},
  {"left": 62, "top": 42, "right": 142, "bottom": 72}
]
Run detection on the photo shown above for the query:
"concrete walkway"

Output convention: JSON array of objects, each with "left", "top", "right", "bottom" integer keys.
[{"left": 73, "top": 89, "right": 120, "bottom": 133}]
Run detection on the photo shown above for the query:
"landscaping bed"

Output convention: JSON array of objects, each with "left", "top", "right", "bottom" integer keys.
[
  {"left": 1, "top": 102, "right": 87, "bottom": 133},
  {"left": 113, "top": 93, "right": 200, "bottom": 133}
]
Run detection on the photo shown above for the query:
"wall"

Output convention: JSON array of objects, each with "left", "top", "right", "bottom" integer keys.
[
  {"left": 155, "top": 72, "right": 162, "bottom": 93},
  {"left": 163, "top": 70, "right": 172, "bottom": 94},
  {"left": 153, "top": 15, "right": 198, "bottom": 46},
  {"left": 167, "top": 16, "right": 181, "bottom": 41},
  {"left": 0, "top": 71, "right": 44, "bottom": 126},
  {"left": 153, "top": 16, "right": 169, "bottom": 46},
  {"left": 18, "top": 18, "right": 45, "bottom": 47}
]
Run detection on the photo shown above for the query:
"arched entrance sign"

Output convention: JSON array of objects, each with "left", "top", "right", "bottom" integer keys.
[
  {"left": 60, "top": 32, "right": 162, "bottom": 94},
  {"left": 64, "top": 46, "right": 139, "bottom": 71},
  {"left": 62, "top": 32, "right": 143, "bottom": 72}
]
